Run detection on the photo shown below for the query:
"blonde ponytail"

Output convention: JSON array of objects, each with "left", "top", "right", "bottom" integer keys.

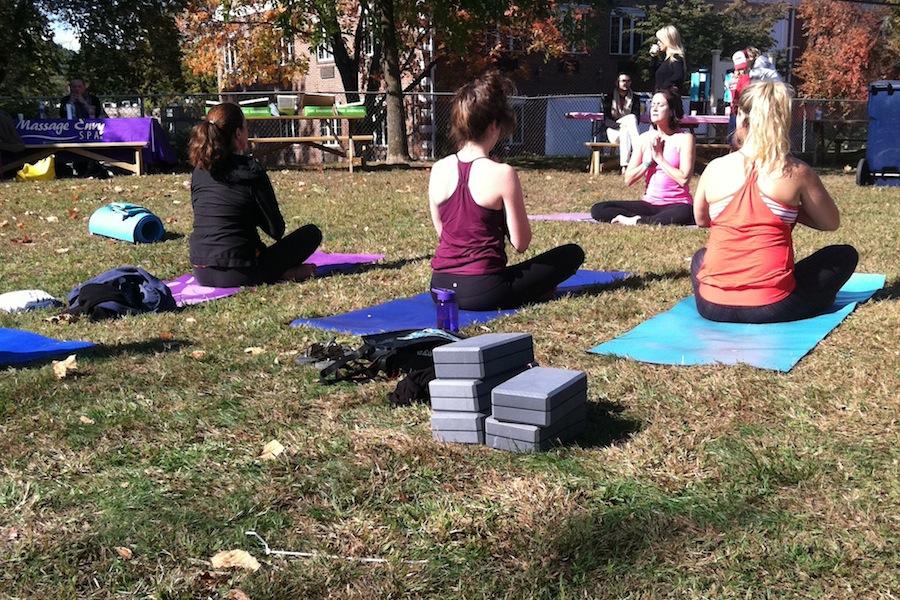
[{"left": 739, "top": 81, "right": 792, "bottom": 175}]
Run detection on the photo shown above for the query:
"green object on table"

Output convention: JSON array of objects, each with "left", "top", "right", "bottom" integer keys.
[
  {"left": 301, "top": 105, "right": 367, "bottom": 118},
  {"left": 204, "top": 106, "right": 272, "bottom": 117}
]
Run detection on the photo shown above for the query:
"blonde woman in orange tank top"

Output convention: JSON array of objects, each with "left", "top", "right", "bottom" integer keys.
[{"left": 690, "top": 81, "right": 858, "bottom": 323}]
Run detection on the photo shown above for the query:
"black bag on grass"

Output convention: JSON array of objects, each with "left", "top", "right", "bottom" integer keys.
[{"left": 318, "top": 328, "right": 463, "bottom": 385}]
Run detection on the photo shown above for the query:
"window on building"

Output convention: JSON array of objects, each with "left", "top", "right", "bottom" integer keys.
[
  {"left": 321, "top": 117, "right": 342, "bottom": 141},
  {"left": 316, "top": 42, "right": 334, "bottom": 64},
  {"left": 223, "top": 41, "right": 237, "bottom": 73},
  {"left": 279, "top": 34, "right": 295, "bottom": 65},
  {"left": 609, "top": 8, "right": 643, "bottom": 56}
]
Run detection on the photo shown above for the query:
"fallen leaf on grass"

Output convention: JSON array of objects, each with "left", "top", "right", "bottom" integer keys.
[
  {"left": 115, "top": 546, "right": 133, "bottom": 560},
  {"left": 0, "top": 220, "right": 8, "bottom": 228},
  {"left": 227, "top": 590, "right": 251, "bottom": 600},
  {"left": 244, "top": 347, "right": 265, "bottom": 356},
  {"left": 259, "top": 439, "right": 284, "bottom": 461},
  {"left": 55, "top": 247, "right": 70, "bottom": 254},
  {"left": 197, "top": 570, "right": 230, "bottom": 589},
  {"left": 67, "top": 208, "right": 80, "bottom": 220},
  {"left": 79, "top": 415, "right": 95, "bottom": 425},
  {"left": 44, "top": 313, "right": 76, "bottom": 324},
  {"left": 5, "top": 527, "right": 19, "bottom": 541},
  {"left": 11, "top": 236, "right": 33, "bottom": 244},
  {"left": 210, "top": 549, "right": 260, "bottom": 572},
  {"left": 165, "top": 217, "right": 177, "bottom": 224},
  {"left": 159, "top": 331, "right": 174, "bottom": 342},
  {"left": 52, "top": 355, "right": 78, "bottom": 379},
  {"left": 185, "top": 317, "right": 196, "bottom": 324},
  {"left": 190, "top": 350, "right": 207, "bottom": 360},
  {"left": 45, "top": 215, "right": 59, "bottom": 223},
  {"left": 113, "top": 186, "right": 124, "bottom": 193}
]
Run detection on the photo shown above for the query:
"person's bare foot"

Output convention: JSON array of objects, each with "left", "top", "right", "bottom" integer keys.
[
  {"left": 611, "top": 214, "right": 641, "bottom": 226},
  {"left": 281, "top": 263, "right": 316, "bottom": 282}
]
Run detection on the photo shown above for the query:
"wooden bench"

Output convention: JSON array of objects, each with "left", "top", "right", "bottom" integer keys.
[
  {"left": 249, "top": 134, "right": 375, "bottom": 173},
  {"left": 585, "top": 141, "right": 621, "bottom": 175},
  {"left": 0, "top": 141, "right": 149, "bottom": 176}
]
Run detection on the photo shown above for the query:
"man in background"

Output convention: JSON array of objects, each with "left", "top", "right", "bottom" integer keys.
[{"left": 59, "top": 78, "right": 107, "bottom": 119}]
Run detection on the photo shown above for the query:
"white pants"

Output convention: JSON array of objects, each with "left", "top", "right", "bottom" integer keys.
[{"left": 606, "top": 114, "right": 640, "bottom": 167}]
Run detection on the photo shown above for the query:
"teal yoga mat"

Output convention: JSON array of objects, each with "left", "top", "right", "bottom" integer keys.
[
  {"left": 588, "top": 273, "right": 886, "bottom": 372},
  {"left": 88, "top": 203, "right": 165, "bottom": 244}
]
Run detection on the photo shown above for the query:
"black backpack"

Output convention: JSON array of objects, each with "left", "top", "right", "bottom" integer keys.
[{"left": 317, "top": 328, "right": 463, "bottom": 385}]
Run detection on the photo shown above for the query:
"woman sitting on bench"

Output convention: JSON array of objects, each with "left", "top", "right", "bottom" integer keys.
[
  {"left": 188, "top": 102, "right": 322, "bottom": 287},
  {"left": 429, "top": 72, "right": 585, "bottom": 310},
  {"left": 591, "top": 89, "right": 696, "bottom": 226},
  {"left": 691, "top": 81, "right": 858, "bottom": 323}
]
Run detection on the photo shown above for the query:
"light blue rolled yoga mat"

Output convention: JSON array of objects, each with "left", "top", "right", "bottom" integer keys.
[{"left": 88, "top": 202, "right": 165, "bottom": 244}]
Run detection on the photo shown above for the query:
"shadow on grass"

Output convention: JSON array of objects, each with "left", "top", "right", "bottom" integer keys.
[
  {"left": 873, "top": 277, "right": 900, "bottom": 301},
  {"left": 85, "top": 337, "right": 191, "bottom": 360},
  {"left": 575, "top": 400, "right": 642, "bottom": 449},
  {"left": 561, "top": 269, "right": 690, "bottom": 300},
  {"left": 161, "top": 231, "right": 185, "bottom": 241},
  {"left": 321, "top": 255, "right": 431, "bottom": 277}
]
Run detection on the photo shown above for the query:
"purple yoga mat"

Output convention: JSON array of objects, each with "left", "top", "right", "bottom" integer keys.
[
  {"left": 529, "top": 212, "right": 594, "bottom": 222},
  {"left": 165, "top": 250, "right": 384, "bottom": 307}
]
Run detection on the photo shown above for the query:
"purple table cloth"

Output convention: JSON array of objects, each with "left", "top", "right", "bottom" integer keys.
[{"left": 14, "top": 118, "right": 177, "bottom": 165}]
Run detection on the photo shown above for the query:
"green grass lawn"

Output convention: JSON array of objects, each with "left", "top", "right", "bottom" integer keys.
[{"left": 0, "top": 166, "right": 897, "bottom": 599}]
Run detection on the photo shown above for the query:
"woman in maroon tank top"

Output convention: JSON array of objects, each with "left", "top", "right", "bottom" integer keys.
[{"left": 429, "top": 73, "right": 585, "bottom": 310}]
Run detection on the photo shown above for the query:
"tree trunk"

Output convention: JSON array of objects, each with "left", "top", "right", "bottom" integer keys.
[{"left": 377, "top": 0, "right": 409, "bottom": 164}]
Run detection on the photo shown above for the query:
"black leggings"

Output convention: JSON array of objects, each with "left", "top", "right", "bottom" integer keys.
[
  {"left": 690, "top": 245, "right": 859, "bottom": 323},
  {"left": 591, "top": 200, "right": 695, "bottom": 226},
  {"left": 430, "top": 244, "right": 586, "bottom": 311},
  {"left": 194, "top": 224, "right": 323, "bottom": 287}
]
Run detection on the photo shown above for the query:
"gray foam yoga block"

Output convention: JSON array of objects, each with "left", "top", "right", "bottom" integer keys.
[
  {"left": 433, "top": 429, "right": 485, "bottom": 444},
  {"left": 428, "top": 365, "right": 527, "bottom": 399},
  {"left": 432, "top": 333, "right": 534, "bottom": 379},
  {"left": 434, "top": 347, "right": 534, "bottom": 379},
  {"left": 487, "top": 419, "right": 586, "bottom": 453},
  {"left": 430, "top": 394, "right": 492, "bottom": 413},
  {"left": 485, "top": 403, "right": 587, "bottom": 443},
  {"left": 430, "top": 411, "right": 487, "bottom": 432},
  {"left": 492, "top": 387, "right": 587, "bottom": 427},
  {"left": 433, "top": 333, "right": 533, "bottom": 365},
  {"left": 492, "top": 367, "right": 587, "bottom": 411}
]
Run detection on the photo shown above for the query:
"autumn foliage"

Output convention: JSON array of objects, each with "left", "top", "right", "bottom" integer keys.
[{"left": 794, "top": 0, "right": 898, "bottom": 100}]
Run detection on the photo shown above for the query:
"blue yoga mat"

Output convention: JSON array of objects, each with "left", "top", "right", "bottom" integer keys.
[
  {"left": 588, "top": 273, "right": 886, "bottom": 372},
  {"left": 88, "top": 203, "right": 165, "bottom": 244},
  {"left": 0, "top": 328, "right": 95, "bottom": 367},
  {"left": 291, "top": 270, "right": 630, "bottom": 335}
]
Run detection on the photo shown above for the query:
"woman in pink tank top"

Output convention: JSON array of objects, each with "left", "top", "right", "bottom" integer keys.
[
  {"left": 591, "top": 88, "right": 696, "bottom": 226},
  {"left": 430, "top": 73, "right": 585, "bottom": 311}
]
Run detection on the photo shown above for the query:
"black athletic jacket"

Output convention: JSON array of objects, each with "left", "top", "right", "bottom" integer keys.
[{"left": 189, "top": 155, "right": 285, "bottom": 268}]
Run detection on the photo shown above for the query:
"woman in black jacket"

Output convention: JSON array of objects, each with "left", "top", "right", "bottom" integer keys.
[
  {"left": 650, "top": 25, "right": 686, "bottom": 118},
  {"left": 188, "top": 102, "right": 322, "bottom": 287}
]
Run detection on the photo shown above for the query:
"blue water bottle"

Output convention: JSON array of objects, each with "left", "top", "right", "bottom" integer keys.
[{"left": 432, "top": 288, "right": 459, "bottom": 332}]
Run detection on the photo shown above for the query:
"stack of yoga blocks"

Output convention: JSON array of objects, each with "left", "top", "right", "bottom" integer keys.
[
  {"left": 486, "top": 367, "right": 588, "bottom": 453},
  {"left": 429, "top": 333, "right": 533, "bottom": 444}
]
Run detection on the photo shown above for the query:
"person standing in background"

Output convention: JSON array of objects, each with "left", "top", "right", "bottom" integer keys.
[
  {"left": 604, "top": 73, "right": 642, "bottom": 175},
  {"left": 58, "top": 78, "right": 107, "bottom": 120},
  {"left": 650, "top": 25, "right": 686, "bottom": 118}
]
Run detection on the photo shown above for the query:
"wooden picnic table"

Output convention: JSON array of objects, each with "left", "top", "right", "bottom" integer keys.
[{"left": 245, "top": 115, "right": 372, "bottom": 172}]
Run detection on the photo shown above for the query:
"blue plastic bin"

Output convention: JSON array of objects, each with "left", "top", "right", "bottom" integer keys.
[
  {"left": 88, "top": 203, "right": 165, "bottom": 243},
  {"left": 858, "top": 80, "right": 900, "bottom": 186}
]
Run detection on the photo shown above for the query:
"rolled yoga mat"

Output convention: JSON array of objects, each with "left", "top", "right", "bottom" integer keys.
[
  {"left": 529, "top": 213, "right": 594, "bottom": 222},
  {"left": 88, "top": 203, "right": 165, "bottom": 244}
]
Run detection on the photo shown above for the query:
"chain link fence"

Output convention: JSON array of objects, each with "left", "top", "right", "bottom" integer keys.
[{"left": 2, "top": 91, "right": 868, "bottom": 168}]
